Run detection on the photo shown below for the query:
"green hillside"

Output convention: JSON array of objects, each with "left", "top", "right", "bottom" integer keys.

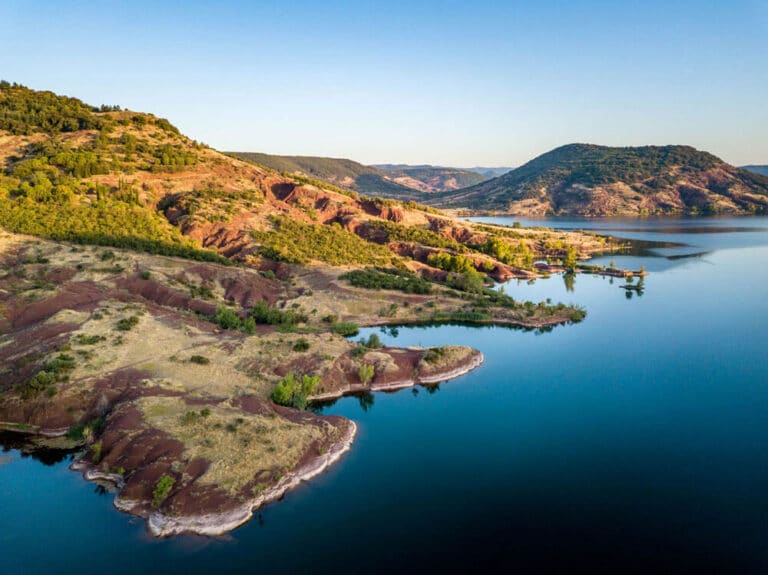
[{"left": 430, "top": 144, "right": 768, "bottom": 216}]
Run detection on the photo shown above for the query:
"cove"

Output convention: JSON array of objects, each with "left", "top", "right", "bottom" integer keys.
[{"left": 2, "top": 217, "right": 768, "bottom": 574}]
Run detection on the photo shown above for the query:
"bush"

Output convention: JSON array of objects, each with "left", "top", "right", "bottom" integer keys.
[
  {"left": 358, "top": 333, "right": 383, "bottom": 349},
  {"left": 209, "top": 306, "right": 256, "bottom": 334},
  {"left": 292, "top": 338, "right": 310, "bottom": 352},
  {"left": 90, "top": 441, "right": 103, "bottom": 464},
  {"left": 251, "top": 299, "right": 307, "bottom": 327},
  {"left": 270, "top": 373, "right": 320, "bottom": 410},
  {"left": 358, "top": 364, "right": 375, "bottom": 385},
  {"left": 189, "top": 355, "right": 210, "bottom": 365},
  {"left": 152, "top": 475, "right": 175, "bottom": 507},
  {"left": 330, "top": 322, "right": 359, "bottom": 337},
  {"left": 75, "top": 334, "right": 105, "bottom": 345},
  {"left": 340, "top": 267, "right": 432, "bottom": 294},
  {"left": 422, "top": 347, "right": 448, "bottom": 364},
  {"left": 115, "top": 316, "right": 140, "bottom": 331},
  {"left": 17, "top": 353, "right": 77, "bottom": 399}
]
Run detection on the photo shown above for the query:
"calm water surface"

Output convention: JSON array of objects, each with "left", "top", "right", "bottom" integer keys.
[{"left": 2, "top": 217, "right": 768, "bottom": 574}]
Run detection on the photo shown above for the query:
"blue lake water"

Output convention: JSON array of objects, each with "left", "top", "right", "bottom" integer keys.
[{"left": 2, "top": 216, "right": 768, "bottom": 574}]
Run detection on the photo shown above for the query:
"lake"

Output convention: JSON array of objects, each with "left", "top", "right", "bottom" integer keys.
[{"left": 2, "top": 216, "right": 768, "bottom": 574}]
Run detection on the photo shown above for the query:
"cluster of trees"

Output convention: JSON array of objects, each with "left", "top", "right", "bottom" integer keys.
[
  {"left": 426, "top": 251, "right": 477, "bottom": 274},
  {"left": 364, "top": 220, "right": 462, "bottom": 251},
  {"left": 0, "top": 193, "right": 225, "bottom": 262},
  {"left": 252, "top": 216, "right": 393, "bottom": 266},
  {"left": 475, "top": 236, "right": 535, "bottom": 269},
  {"left": 211, "top": 300, "right": 309, "bottom": 334},
  {"left": 18, "top": 353, "right": 76, "bottom": 399},
  {"left": 0, "top": 81, "right": 107, "bottom": 135},
  {"left": 251, "top": 299, "right": 308, "bottom": 327},
  {"left": 151, "top": 143, "right": 197, "bottom": 172},
  {"left": 340, "top": 267, "right": 432, "bottom": 294}
]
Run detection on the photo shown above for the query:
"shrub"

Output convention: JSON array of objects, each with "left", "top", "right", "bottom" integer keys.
[
  {"left": 17, "top": 353, "right": 76, "bottom": 399},
  {"left": 292, "top": 338, "right": 310, "bottom": 352},
  {"left": 115, "top": 316, "right": 140, "bottom": 331},
  {"left": 422, "top": 347, "right": 448, "bottom": 364},
  {"left": 90, "top": 441, "right": 103, "bottom": 463},
  {"left": 358, "top": 333, "right": 383, "bottom": 349},
  {"left": 358, "top": 364, "right": 375, "bottom": 385},
  {"left": 152, "top": 475, "right": 175, "bottom": 507},
  {"left": 330, "top": 322, "right": 359, "bottom": 337},
  {"left": 74, "top": 334, "right": 105, "bottom": 345},
  {"left": 270, "top": 373, "right": 320, "bottom": 410},
  {"left": 189, "top": 355, "right": 210, "bottom": 365},
  {"left": 251, "top": 299, "right": 307, "bottom": 327},
  {"left": 339, "top": 267, "right": 432, "bottom": 294},
  {"left": 213, "top": 306, "right": 242, "bottom": 330}
]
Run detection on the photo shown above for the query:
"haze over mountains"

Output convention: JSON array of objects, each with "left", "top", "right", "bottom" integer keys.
[
  {"left": 231, "top": 146, "right": 768, "bottom": 217},
  {"left": 742, "top": 165, "right": 768, "bottom": 177},
  {"left": 229, "top": 152, "right": 512, "bottom": 198}
]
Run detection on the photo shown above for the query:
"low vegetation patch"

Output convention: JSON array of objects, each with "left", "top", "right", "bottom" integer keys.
[
  {"left": 152, "top": 475, "right": 175, "bottom": 507},
  {"left": 116, "top": 315, "right": 140, "bottom": 331},
  {"left": 330, "top": 322, "right": 359, "bottom": 337},
  {"left": 340, "top": 267, "right": 432, "bottom": 294},
  {"left": 252, "top": 216, "right": 394, "bottom": 266},
  {"left": 17, "top": 353, "right": 76, "bottom": 399}
]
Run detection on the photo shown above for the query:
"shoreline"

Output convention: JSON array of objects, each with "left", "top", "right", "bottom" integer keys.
[
  {"left": 309, "top": 350, "right": 484, "bottom": 402},
  {"left": 75, "top": 419, "right": 358, "bottom": 538}
]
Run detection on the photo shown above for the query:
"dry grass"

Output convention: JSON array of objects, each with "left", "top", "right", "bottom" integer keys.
[{"left": 137, "top": 396, "right": 326, "bottom": 493}]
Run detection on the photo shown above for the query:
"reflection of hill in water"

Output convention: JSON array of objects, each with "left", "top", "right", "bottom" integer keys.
[{"left": 0, "top": 433, "right": 75, "bottom": 467}]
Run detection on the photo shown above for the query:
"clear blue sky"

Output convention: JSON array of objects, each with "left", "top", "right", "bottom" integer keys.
[{"left": 1, "top": 1, "right": 766, "bottom": 167}]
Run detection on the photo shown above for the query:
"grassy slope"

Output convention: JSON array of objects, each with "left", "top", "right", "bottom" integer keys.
[
  {"left": 0, "top": 83, "right": 632, "bottom": 536},
  {"left": 0, "top": 83, "right": 619, "bottom": 282}
]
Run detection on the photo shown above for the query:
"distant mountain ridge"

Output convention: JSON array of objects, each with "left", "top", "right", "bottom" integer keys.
[
  {"left": 228, "top": 152, "right": 423, "bottom": 200},
  {"left": 742, "top": 165, "right": 768, "bottom": 177},
  {"left": 373, "top": 164, "right": 488, "bottom": 193},
  {"left": 429, "top": 144, "right": 768, "bottom": 216},
  {"left": 229, "top": 153, "right": 504, "bottom": 197}
]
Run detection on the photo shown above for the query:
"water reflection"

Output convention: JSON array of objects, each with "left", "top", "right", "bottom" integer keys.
[
  {"left": 0, "top": 432, "right": 76, "bottom": 466},
  {"left": 563, "top": 271, "right": 575, "bottom": 292},
  {"left": 357, "top": 392, "right": 375, "bottom": 412}
]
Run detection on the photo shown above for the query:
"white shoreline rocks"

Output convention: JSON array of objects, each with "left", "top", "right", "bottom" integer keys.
[
  {"left": 69, "top": 349, "right": 483, "bottom": 538},
  {"left": 309, "top": 350, "right": 484, "bottom": 401}
]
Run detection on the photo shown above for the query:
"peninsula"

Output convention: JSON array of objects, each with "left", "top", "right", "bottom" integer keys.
[{"left": 0, "top": 83, "right": 623, "bottom": 535}]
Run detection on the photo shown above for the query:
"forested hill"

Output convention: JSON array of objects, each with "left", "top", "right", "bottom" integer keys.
[
  {"left": 229, "top": 152, "right": 425, "bottom": 200},
  {"left": 0, "top": 82, "right": 614, "bottom": 286},
  {"left": 429, "top": 144, "right": 768, "bottom": 216}
]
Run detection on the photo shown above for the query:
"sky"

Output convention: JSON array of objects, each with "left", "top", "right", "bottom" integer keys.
[{"left": 1, "top": 0, "right": 766, "bottom": 167}]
